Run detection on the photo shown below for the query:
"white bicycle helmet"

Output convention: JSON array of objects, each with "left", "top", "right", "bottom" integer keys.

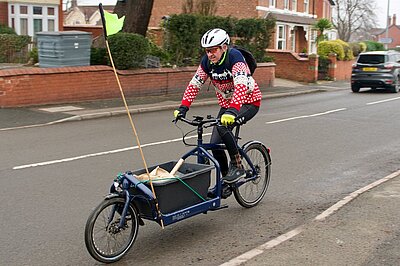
[{"left": 201, "top": 28, "right": 230, "bottom": 48}]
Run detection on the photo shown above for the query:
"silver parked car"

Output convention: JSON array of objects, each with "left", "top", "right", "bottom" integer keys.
[{"left": 351, "top": 51, "right": 400, "bottom": 93}]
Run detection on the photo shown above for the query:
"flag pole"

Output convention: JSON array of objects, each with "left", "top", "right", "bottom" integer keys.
[{"left": 99, "top": 4, "right": 164, "bottom": 228}]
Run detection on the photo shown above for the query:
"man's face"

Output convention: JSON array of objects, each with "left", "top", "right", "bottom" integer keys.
[{"left": 205, "top": 44, "right": 227, "bottom": 64}]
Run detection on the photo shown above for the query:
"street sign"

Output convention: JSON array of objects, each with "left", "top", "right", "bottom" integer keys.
[{"left": 379, "top": 37, "right": 393, "bottom": 44}]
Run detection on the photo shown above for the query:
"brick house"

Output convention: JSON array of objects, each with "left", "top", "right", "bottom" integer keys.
[
  {"left": 0, "top": 0, "right": 62, "bottom": 37},
  {"left": 64, "top": 0, "right": 336, "bottom": 55},
  {"left": 150, "top": 0, "right": 336, "bottom": 54},
  {"left": 371, "top": 14, "right": 400, "bottom": 49}
]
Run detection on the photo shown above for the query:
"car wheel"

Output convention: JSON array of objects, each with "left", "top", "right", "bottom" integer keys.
[
  {"left": 351, "top": 85, "right": 360, "bottom": 93},
  {"left": 390, "top": 76, "right": 399, "bottom": 93}
]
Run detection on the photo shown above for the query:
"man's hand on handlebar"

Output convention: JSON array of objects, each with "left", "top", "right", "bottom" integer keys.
[{"left": 173, "top": 105, "right": 189, "bottom": 119}]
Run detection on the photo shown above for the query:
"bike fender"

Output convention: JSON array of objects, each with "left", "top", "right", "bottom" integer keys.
[
  {"left": 241, "top": 140, "right": 270, "bottom": 155},
  {"left": 104, "top": 193, "right": 123, "bottom": 200}
]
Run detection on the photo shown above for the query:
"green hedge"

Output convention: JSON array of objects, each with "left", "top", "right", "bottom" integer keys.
[
  {"left": 0, "top": 24, "right": 16, "bottom": 34},
  {"left": 363, "top": 40, "right": 384, "bottom": 52},
  {"left": 318, "top": 40, "right": 345, "bottom": 60},
  {"left": 108, "top": 33, "right": 150, "bottom": 69},
  {"left": 164, "top": 14, "right": 275, "bottom": 66},
  {"left": 0, "top": 34, "right": 31, "bottom": 63},
  {"left": 332, "top": 39, "right": 354, "bottom": 60}
]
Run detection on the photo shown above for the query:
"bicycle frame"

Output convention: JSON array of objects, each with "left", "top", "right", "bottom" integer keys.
[
  {"left": 107, "top": 116, "right": 263, "bottom": 227},
  {"left": 179, "top": 117, "right": 263, "bottom": 194}
]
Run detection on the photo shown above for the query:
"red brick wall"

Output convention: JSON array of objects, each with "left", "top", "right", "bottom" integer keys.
[
  {"left": 149, "top": 0, "right": 259, "bottom": 28},
  {"left": 0, "top": 63, "right": 275, "bottom": 107},
  {"left": 267, "top": 49, "right": 318, "bottom": 83},
  {"left": 327, "top": 54, "right": 355, "bottom": 81},
  {"left": 0, "top": 2, "right": 8, "bottom": 25}
]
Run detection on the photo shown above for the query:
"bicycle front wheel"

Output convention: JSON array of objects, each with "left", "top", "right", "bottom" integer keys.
[
  {"left": 234, "top": 143, "right": 271, "bottom": 208},
  {"left": 84, "top": 197, "right": 139, "bottom": 263}
]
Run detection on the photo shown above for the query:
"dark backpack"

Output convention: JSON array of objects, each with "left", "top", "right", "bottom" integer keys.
[{"left": 231, "top": 46, "right": 257, "bottom": 75}]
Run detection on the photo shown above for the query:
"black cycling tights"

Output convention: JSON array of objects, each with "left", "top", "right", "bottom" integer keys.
[{"left": 210, "top": 104, "right": 259, "bottom": 176}]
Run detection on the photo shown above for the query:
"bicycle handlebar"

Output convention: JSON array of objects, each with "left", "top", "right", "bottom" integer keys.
[{"left": 173, "top": 115, "right": 219, "bottom": 128}]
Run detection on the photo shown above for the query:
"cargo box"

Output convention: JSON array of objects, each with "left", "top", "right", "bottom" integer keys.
[{"left": 131, "top": 161, "right": 212, "bottom": 214}]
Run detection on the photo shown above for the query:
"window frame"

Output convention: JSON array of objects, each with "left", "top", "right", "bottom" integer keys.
[{"left": 277, "top": 24, "right": 287, "bottom": 50}]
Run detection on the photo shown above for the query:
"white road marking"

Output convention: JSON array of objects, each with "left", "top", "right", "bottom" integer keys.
[
  {"left": 266, "top": 108, "right": 347, "bottom": 124},
  {"left": 220, "top": 169, "right": 400, "bottom": 266},
  {"left": 38, "top": 106, "right": 84, "bottom": 112},
  {"left": 366, "top": 96, "right": 400, "bottom": 105},
  {"left": 12, "top": 134, "right": 210, "bottom": 170}
]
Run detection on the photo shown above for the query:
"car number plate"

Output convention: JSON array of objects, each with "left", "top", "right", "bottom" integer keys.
[{"left": 363, "top": 67, "right": 377, "bottom": 71}]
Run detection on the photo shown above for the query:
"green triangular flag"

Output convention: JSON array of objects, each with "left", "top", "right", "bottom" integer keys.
[{"left": 103, "top": 10, "right": 125, "bottom": 36}]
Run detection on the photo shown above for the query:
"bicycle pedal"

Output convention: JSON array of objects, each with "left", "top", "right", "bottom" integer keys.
[{"left": 222, "top": 186, "right": 232, "bottom": 199}]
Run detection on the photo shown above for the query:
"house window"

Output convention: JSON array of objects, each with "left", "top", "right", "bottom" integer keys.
[
  {"left": 33, "top": 6, "right": 42, "bottom": 15},
  {"left": 284, "top": 0, "right": 289, "bottom": 9},
  {"left": 290, "top": 27, "right": 296, "bottom": 52},
  {"left": 20, "top": 18, "right": 28, "bottom": 35},
  {"left": 48, "top": 7, "right": 55, "bottom": 16},
  {"left": 11, "top": 5, "right": 14, "bottom": 14},
  {"left": 9, "top": 3, "right": 58, "bottom": 37},
  {"left": 310, "top": 29, "right": 318, "bottom": 54},
  {"left": 304, "top": 0, "right": 309, "bottom": 13},
  {"left": 33, "top": 19, "right": 42, "bottom": 35},
  {"left": 277, "top": 25, "right": 286, "bottom": 50},
  {"left": 292, "top": 0, "right": 297, "bottom": 12},
  {"left": 48, "top": 19, "right": 55, "bottom": 31},
  {"left": 20, "top": 6, "right": 27, "bottom": 14},
  {"left": 269, "top": 0, "right": 276, "bottom": 8}
]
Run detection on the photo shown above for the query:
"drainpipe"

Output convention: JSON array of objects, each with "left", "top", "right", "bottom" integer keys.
[{"left": 313, "top": 0, "right": 315, "bottom": 17}]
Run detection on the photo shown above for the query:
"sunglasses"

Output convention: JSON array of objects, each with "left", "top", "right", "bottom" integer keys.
[{"left": 205, "top": 47, "right": 220, "bottom": 54}]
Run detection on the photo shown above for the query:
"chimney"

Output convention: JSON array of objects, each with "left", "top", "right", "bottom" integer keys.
[
  {"left": 71, "top": 0, "right": 78, "bottom": 8},
  {"left": 393, "top": 14, "right": 397, "bottom": 25},
  {"left": 387, "top": 16, "right": 391, "bottom": 27}
]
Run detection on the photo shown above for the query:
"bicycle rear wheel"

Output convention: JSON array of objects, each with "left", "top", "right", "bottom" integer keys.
[
  {"left": 84, "top": 197, "right": 139, "bottom": 263},
  {"left": 233, "top": 142, "right": 271, "bottom": 208}
]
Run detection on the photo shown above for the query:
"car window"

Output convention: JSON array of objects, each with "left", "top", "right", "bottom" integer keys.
[{"left": 357, "top": 54, "right": 386, "bottom": 64}]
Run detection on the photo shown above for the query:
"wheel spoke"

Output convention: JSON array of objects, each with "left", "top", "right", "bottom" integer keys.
[{"left": 234, "top": 144, "right": 271, "bottom": 208}]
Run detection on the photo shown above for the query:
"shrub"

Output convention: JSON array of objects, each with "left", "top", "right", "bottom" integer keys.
[
  {"left": 332, "top": 39, "right": 354, "bottom": 60},
  {"left": 234, "top": 18, "right": 275, "bottom": 62},
  {"left": 349, "top": 42, "right": 362, "bottom": 57},
  {"left": 164, "top": 14, "right": 275, "bottom": 65},
  {"left": 318, "top": 40, "right": 345, "bottom": 60},
  {"left": 29, "top": 47, "right": 38, "bottom": 64},
  {"left": 108, "top": 32, "right": 150, "bottom": 69},
  {"left": 0, "top": 34, "right": 31, "bottom": 63},
  {"left": 364, "top": 40, "right": 384, "bottom": 51},
  {"left": 0, "top": 24, "right": 16, "bottom": 34},
  {"left": 164, "top": 14, "right": 200, "bottom": 65},
  {"left": 148, "top": 41, "right": 171, "bottom": 66},
  {"left": 90, "top": 47, "right": 107, "bottom": 65},
  {"left": 358, "top": 42, "right": 367, "bottom": 53}
]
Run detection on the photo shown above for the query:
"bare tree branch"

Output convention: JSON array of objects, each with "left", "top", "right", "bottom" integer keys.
[{"left": 333, "top": 0, "right": 378, "bottom": 41}]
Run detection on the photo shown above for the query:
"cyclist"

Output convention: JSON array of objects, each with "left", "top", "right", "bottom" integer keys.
[{"left": 174, "top": 28, "right": 262, "bottom": 184}]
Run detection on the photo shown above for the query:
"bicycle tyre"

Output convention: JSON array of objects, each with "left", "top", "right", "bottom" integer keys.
[
  {"left": 84, "top": 197, "right": 139, "bottom": 263},
  {"left": 233, "top": 142, "right": 271, "bottom": 208}
]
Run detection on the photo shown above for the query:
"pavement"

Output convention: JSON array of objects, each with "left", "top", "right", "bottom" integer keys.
[
  {"left": 2, "top": 78, "right": 400, "bottom": 264},
  {"left": 0, "top": 78, "right": 347, "bottom": 130}
]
